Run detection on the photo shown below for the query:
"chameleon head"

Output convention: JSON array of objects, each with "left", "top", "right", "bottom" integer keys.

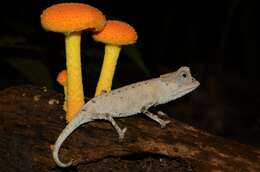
[{"left": 159, "top": 66, "right": 200, "bottom": 99}]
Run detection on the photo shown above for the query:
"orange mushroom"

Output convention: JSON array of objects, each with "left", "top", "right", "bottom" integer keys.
[
  {"left": 57, "top": 70, "right": 68, "bottom": 112},
  {"left": 93, "top": 20, "right": 137, "bottom": 96},
  {"left": 41, "top": 3, "right": 106, "bottom": 122}
]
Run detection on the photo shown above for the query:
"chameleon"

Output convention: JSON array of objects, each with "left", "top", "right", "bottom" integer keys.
[{"left": 53, "top": 66, "right": 200, "bottom": 167}]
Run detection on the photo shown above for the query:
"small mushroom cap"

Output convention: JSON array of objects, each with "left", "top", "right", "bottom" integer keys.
[
  {"left": 93, "top": 20, "right": 137, "bottom": 45},
  {"left": 41, "top": 3, "right": 106, "bottom": 33},
  {"left": 57, "top": 70, "right": 67, "bottom": 86}
]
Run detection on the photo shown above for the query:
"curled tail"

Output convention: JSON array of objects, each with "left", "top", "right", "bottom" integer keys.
[{"left": 52, "top": 112, "right": 93, "bottom": 167}]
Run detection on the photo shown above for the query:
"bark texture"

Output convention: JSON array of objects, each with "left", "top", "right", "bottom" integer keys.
[{"left": 0, "top": 86, "right": 260, "bottom": 172}]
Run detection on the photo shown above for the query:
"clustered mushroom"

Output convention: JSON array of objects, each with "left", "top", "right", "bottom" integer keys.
[
  {"left": 41, "top": 3, "right": 106, "bottom": 122},
  {"left": 41, "top": 3, "right": 137, "bottom": 122}
]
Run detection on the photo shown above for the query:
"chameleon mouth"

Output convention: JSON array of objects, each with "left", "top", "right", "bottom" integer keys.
[
  {"left": 185, "top": 79, "right": 200, "bottom": 92},
  {"left": 172, "top": 79, "right": 200, "bottom": 99}
]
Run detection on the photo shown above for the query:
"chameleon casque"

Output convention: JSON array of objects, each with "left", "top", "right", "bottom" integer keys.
[{"left": 53, "top": 66, "right": 200, "bottom": 167}]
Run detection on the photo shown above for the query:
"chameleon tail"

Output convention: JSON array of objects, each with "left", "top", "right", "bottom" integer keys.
[{"left": 52, "top": 112, "right": 93, "bottom": 167}]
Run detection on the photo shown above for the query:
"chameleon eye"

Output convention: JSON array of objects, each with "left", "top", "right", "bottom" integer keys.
[
  {"left": 177, "top": 71, "right": 190, "bottom": 85},
  {"left": 180, "top": 71, "right": 189, "bottom": 80}
]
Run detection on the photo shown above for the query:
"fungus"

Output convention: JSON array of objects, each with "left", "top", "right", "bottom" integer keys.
[
  {"left": 57, "top": 70, "right": 68, "bottom": 112},
  {"left": 93, "top": 20, "right": 137, "bottom": 96},
  {"left": 41, "top": 3, "right": 106, "bottom": 122}
]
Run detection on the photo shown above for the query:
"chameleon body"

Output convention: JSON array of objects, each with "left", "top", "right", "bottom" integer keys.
[{"left": 53, "top": 66, "right": 200, "bottom": 167}]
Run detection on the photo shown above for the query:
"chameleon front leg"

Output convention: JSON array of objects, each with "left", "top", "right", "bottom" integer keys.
[
  {"left": 107, "top": 116, "right": 127, "bottom": 141},
  {"left": 142, "top": 109, "right": 170, "bottom": 128}
]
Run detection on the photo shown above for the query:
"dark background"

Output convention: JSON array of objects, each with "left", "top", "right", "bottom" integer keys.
[{"left": 0, "top": 0, "right": 258, "bottom": 146}]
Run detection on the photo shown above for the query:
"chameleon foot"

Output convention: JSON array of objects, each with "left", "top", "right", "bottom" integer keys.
[
  {"left": 107, "top": 116, "right": 127, "bottom": 141},
  {"left": 159, "top": 119, "right": 171, "bottom": 128},
  {"left": 142, "top": 110, "right": 171, "bottom": 128},
  {"left": 119, "top": 127, "right": 127, "bottom": 141}
]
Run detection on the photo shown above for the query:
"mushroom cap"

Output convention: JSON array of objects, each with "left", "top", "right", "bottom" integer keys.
[
  {"left": 93, "top": 20, "right": 137, "bottom": 45},
  {"left": 41, "top": 3, "right": 106, "bottom": 33},
  {"left": 57, "top": 70, "right": 67, "bottom": 86}
]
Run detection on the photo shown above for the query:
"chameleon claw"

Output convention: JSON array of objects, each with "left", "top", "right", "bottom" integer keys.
[
  {"left": 159, "top": 120, "right": 171, "bottom": 128},
  {"left": 119, "top": 127, "right": 127, "bottom": 141}
]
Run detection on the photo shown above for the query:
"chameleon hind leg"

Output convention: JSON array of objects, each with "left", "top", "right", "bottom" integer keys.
[
  {"left": 142, "top": 109, "right": 170, "bottom": 128},
  {"left": 107, "top": 116, "right": 127, "bottom": 141}
]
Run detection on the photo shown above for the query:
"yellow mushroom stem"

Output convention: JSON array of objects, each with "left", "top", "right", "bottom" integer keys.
[
  {"left": 65, "top": 32, "right": 85, "bottom": 122},
  {"left": 63, "top": 84, "right": 68, "bottom": 112},
  {"left": 95, "top": 44, "right": 121, "bottom": 96}
]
